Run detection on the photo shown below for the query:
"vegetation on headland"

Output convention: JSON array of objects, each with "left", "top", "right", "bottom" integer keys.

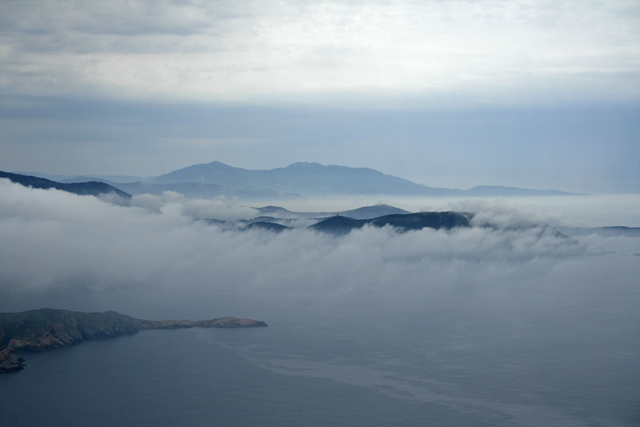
[{"left": 0, "top": 308, "right": 267, "bottom": 373}]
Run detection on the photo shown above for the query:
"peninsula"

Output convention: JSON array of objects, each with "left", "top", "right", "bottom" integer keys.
[{"left": 0, "top": 308, "right": 268, "bottom": 373}]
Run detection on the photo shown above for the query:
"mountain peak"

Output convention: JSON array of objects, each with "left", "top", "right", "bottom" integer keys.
[
  {"left": 0, "top": 171, "right": 132, "bottom": 199},
  {"left": 206, "top": 160, "right": 233, "bottom": 167},
  {"left": 285, "top": 162, "right": 324, "bottom": 169}
]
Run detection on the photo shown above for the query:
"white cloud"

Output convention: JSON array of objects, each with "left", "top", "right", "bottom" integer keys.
[
  {"left": 128, "top": 191, "right": 258, "bottom": 220},
  {"left": 2, "top": 180, "right": 629, "bottom": 317}
]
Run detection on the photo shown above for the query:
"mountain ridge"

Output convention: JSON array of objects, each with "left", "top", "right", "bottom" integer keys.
[
  {"left": 0, "top": 171, "right": 132, "bottom": 199},
  {"left": 9, "top": 162, "right": 585, "bottom": 198},
  {"left": 151, "top": 161, "right": 583, "bottom": 197},
  {"left": 309, "top": 211, "right": 473, "bottom": 235}
]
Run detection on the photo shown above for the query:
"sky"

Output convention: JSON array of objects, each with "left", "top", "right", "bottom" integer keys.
[{"left": 1, "top": 0, "right": 639, "bottom": 193}]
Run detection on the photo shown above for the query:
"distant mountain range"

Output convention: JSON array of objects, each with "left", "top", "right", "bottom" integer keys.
[
  {"left": 151, "top": 161, "right": 581, "bottom": 197},
  {"left": 10, "top": 161, "right": 583, "bottom": 199},
  {"left": 153, "top": 161, "right": 433, "bottom": 195},
  {"left": 0, "top": 170, "right": 634, "bottom": 241}
]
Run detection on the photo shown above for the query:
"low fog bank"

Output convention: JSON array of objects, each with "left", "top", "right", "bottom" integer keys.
[
  {"left": 1, "top": 180, "right": 639, "bottom": 320},
  {"left": 106, "top": 190, "right": 260, "bottom": 221},
  {"left": 275, "top": 194, "right": 640, "bottom": 228}
]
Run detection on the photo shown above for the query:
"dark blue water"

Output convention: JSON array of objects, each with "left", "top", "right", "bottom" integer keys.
[
  {"left": 0, "top": 329, "right": 485, "bottom": 427},
  {"left": 1, "top": 291, "right": 639, "bottom": 426}
]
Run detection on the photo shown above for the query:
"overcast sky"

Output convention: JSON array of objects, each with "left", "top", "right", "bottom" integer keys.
[{"left": 1, "top": 0, "right": 639, "bottom": 193}]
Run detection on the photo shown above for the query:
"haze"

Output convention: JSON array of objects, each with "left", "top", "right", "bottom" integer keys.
[
  {"left": 1, "top": 0, "right": 639, "bottom": 193},
  {"left": 1, "top": 2, "right": 639, "bottom": 425}
]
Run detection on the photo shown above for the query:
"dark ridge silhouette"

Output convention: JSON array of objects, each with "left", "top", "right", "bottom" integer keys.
[
  {"left": 310, "top": 212, "right": 472, "bottom": 235},
  {"left": 309, "top": 215, "right": 366, "bottom": 235},
  {"left": 244, "top": 222, "right": 292, "bottom": 232},
  {"left": 340, "top": 204, "right": 411, "bottom": 219},
  {"left": 0, "top": 171, "right": 132, "bottom": 199},
  {"left": 368, "top": 211, "right": 471, "bottom": 230}
]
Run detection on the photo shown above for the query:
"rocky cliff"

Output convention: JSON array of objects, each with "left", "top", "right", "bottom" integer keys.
[{"left": 0, "top": 308, "right": 267, "bottom": 373}]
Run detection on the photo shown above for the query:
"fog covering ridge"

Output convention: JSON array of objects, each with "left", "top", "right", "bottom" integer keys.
[{"left": 1, "top": 178, "right": 624, "bottom": 316}]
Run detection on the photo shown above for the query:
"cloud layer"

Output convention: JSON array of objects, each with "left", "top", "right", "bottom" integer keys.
[
  {"left": 2, "top": 0, "right": 639, "bottom": 105},
  {"left": 4, "top": 181, "right": 635, "bottom": 319}
]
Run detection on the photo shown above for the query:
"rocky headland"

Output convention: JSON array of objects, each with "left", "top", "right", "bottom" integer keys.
[{"left": 0, "top": 308, "right": 267, "bottom": 373}]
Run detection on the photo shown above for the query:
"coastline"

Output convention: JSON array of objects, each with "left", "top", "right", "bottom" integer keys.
[{"left": 0, "top": 308, "right": 267, "bottom": 373}]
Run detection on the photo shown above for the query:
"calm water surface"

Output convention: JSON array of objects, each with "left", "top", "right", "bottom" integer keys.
[{"left": 2, "top": 290, "right": 639, "bottom": 427}]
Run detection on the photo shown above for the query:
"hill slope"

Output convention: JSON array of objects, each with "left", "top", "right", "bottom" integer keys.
[
  {"left": 0, "top": 171, "right": 132, "bottom": 199},
  {"left": 0, "top": 308, "right": 267, "bottom": 373},
  {"left": 310, "top": 211, "right": 472, "bottom": 235}
]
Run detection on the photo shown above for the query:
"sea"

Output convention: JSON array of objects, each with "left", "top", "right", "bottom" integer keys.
[{"left": 1, "top": 287, "right": 639, "bottom": 427}]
